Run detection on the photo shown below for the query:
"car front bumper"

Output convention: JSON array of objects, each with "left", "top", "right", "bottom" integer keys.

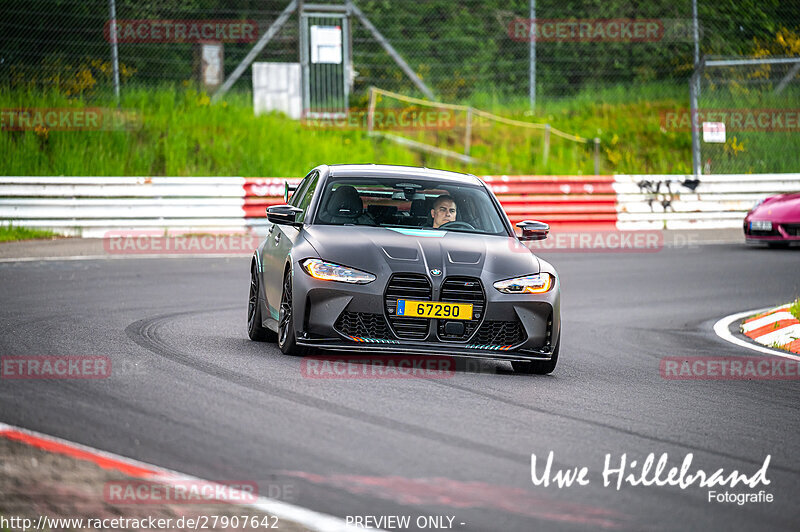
[{"left": 291, "top": 266, "right": 561, "bottom": 362}]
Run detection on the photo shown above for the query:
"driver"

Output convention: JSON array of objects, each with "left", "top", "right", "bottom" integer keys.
[{"left": 431, "top": 195, "right": 457, "bottom": 228}]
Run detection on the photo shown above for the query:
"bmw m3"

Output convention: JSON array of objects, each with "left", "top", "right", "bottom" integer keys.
[{"left": 247, "top": 164, "right": 561, "bottom": 374}]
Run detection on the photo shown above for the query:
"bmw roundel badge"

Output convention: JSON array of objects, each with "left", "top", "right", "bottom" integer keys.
[{"left": 430, "top": 269, "right": 442, "bottom": 276}]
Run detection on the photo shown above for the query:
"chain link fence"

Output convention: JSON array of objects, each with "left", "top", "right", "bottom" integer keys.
[
  {"left": 692, "top": 57, "right": 800, "bottom": 174},
  {"left": 3, "top": 1, "right": 798, "bottom": 100}
]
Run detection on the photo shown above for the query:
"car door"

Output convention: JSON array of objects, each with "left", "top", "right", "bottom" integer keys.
[{"left": 264, "top": 170, "right": 320, "bottom": 317}]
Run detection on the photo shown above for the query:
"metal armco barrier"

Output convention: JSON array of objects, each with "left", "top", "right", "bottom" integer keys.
[{"left": 1, "top": 174, "right": 798, "bottom": 236}]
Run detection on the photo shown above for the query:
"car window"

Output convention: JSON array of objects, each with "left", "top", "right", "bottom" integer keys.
[
  {"left": 289, "top": 171, "right": 315, "bottom": 207},
  {"left": 314, "top": 176, "right": 509, "bottom": 236},
  {"left": 293, "top": 171, "right": 319, "bottom": 223}
]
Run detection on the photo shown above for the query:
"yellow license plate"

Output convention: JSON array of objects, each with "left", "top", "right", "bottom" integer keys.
[{"left": 396, "top": 299, "right": 473, "bottom": 320}]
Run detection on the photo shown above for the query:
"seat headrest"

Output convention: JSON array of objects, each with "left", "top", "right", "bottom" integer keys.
[{"left": 325, "top": 185, "right": 363, "bottom": 218}]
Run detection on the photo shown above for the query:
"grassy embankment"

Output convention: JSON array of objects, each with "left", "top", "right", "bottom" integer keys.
[
  {"left": 1, "top": 84, "right": 696, "bottom": 177},
  {"left": 3, "top": 82, "right": 797, "bottom": 177}
]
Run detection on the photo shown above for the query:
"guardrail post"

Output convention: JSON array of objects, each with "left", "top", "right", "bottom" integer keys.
[{"left": 593, "top": 137, "right": 600, "bottom": 175}]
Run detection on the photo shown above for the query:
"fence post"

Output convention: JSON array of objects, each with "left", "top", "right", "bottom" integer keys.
[
  {"left": 367, "top": 86, "right": 377, "bottom": 133},
  {"left": 690, "top": 69, "right": 701, "bottom": 177},
  {"left": 464, "top": 107, "right": 473, "bottom": 156},
  {"left": 542, "top": 124, "right": 550, "bottom": 168},
  {"left": 593, "top": 137, "right": 600, "bottom": 175},
  {"left": 107, "top": 0, "right": 120, "bottom": 104}
]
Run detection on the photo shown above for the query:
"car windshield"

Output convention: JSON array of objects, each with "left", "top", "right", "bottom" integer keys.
[{"left": 313, "top": 176, "right": 510, "bottom": 236}]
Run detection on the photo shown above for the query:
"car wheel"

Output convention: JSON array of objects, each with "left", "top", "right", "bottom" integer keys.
[
  {"left": 248, "top": 262, "right": 276, "bottom": 342},
  {"left": 278, "top": 270, "right": 308, "bottom": 356},
  {"left": 512, "top": 336, "right": 560, "bottom": 375}
]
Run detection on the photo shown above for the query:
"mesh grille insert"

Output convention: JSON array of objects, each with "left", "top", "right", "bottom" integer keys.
[
  {"left": 385, "top": 273, "right": 431, "bottom": 340},
  {"left": 334, "top": 311, "right": 392, "bottom": 340}
]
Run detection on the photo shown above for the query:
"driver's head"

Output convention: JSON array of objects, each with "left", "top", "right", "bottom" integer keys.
[{"left": 431, "top": 195, "right": 456, "bottom": 228}]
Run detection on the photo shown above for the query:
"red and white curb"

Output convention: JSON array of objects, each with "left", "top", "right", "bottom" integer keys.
[
  {"left": 0, "top": 422, "right": 370, "bottom": 532},
  {"left": 714, "top": 306, "right": 800, "bottom": 360},
  {"left": 741, "top": 304, "right": 800, "bottom": 354}
]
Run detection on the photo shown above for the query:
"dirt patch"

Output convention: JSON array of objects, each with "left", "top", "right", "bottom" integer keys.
[{"left": 0, "top": 436, "right": 310, "bottom": 531}]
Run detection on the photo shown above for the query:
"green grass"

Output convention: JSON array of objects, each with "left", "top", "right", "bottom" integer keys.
[
  {"left": 789, "top": 299, "right": 800, "bottom": 321},
  {"left": 0, "top": 224, "right": 58, "bottom": 242},
  {"left": 2, "top": 83, "right": 798, "bottom": 176}
]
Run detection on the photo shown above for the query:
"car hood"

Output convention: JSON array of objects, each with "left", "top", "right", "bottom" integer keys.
[
  {"left": 751, "top": 193, "right": 800, "bottom": 221},
  {"left": 302, "top": 225, "right": 540, "bottom": 279}
]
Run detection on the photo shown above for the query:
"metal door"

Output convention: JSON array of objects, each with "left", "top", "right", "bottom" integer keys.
[{"left": 300, "top": 12, "right": 350, "bottom": 117}]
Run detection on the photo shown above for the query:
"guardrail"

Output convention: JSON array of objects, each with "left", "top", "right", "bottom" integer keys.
[{"left": 1, "top": 174, "right": 798, "bottom": 236}]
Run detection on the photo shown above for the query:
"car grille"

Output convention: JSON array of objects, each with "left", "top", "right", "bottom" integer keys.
[
  {"left": 437, "top": 276, "right": 484, "bottom": 341},
  {"left": 334, "top": 311, "right": 392, "bottom": 340},
  {"left": 385, "top": 273, "right": 431, "bottom": 340},
  {"left": 473, "top": 320, "right": 526, "bottom": 347},
  {"left": 782, "top": 223, "right": 800, "bottom": 237}
]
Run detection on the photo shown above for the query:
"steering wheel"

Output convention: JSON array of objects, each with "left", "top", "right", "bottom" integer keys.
[{"left": 438, "top": 220, "right": 475, "bottom": 231}]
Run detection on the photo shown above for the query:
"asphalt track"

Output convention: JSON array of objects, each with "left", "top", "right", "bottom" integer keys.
[{"left": 1, "top": 240, "right": 799, "bottom": 531}]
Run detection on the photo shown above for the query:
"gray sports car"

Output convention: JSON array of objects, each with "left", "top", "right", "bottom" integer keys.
[{"left": 247, "top": 164, "right": 561, "bottom": 374}]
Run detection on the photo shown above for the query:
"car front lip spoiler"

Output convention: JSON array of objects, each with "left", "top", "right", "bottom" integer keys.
[{"left": 295, "top": 338, "right": 555, "bottom": 362}]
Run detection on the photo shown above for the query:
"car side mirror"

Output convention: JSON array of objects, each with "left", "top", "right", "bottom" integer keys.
[
  {"left": 267, "top": 204, "right": 304, "bottom": 226},
  {"left": 516, "top": 220, "right": 549, "bottom": 241}
]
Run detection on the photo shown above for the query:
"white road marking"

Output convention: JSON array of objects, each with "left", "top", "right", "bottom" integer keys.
[
  {"left": 713, "top": 307, "right": 800, "bottom": 361},
  {"left": 741, "top": 311, "right": 795, "bottom": 333},
  {"left": 753, "top": 325, "right": 800, "bottom": 347}
]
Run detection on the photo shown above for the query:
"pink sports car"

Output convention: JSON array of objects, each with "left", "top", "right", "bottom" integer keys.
[{"left": 743, "top": 193, "right": 800, "bottom": 247}]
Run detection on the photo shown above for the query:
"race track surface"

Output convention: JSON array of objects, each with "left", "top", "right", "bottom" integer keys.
[{"left": 1, "top": 242, "right": 799, "bottom": 531}]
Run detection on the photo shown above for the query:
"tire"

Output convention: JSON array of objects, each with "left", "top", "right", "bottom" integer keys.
[
  {"left": 512, "top": 336, "right": 560, "bottom": 375},
  {"left": 277, "top": 270, "right": 308, "bottom": 356},
  {"left": 248, "top": 262, "right": 276, "bottom": 342}
]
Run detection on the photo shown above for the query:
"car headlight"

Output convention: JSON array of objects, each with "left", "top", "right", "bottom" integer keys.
[
  {"left": 493, "top": 273, "right": 554, "bottom": 294},
  {"left": 301, "top": 258, "right": 376, "bottom": 284}
]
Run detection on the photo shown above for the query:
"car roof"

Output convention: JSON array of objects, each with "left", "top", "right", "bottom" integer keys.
[{"left": 325, "top": 164, "right": 483, "bottom": 186}]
